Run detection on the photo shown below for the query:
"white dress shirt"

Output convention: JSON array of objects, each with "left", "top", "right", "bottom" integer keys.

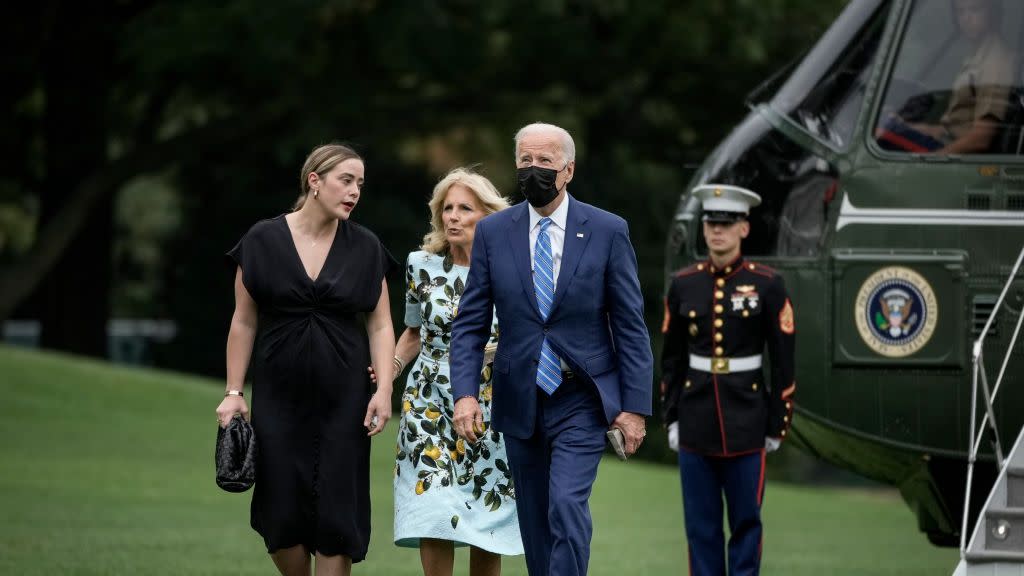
[{"left": 528, "top": 195, "right": 571, "bottom": 371}]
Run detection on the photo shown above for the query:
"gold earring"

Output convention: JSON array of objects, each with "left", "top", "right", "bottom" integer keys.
[{"left": 313, "top": 189, "right": 319, "bottom": 199}]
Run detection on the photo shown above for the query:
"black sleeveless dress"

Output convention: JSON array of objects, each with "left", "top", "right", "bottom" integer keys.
[{"left": 227, "top": 215, "right": 397, "bottom": 560}]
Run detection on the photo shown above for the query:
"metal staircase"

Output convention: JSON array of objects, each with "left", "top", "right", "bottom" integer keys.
[
  {"left": 955, "top": 245, "right": 1024, "bottom": 576},
  {"left": 955, "top": 430, "right": 1024, "bottom": 574}
]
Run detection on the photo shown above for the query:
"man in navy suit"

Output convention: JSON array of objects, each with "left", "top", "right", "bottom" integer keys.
[{"left": 450, "top": 122, "right": 653, "bottom": 576}]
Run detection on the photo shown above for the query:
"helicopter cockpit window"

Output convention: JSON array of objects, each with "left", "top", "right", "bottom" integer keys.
[
  {"left": 875, "top": 0, "right": 1023, "bottom": 155},
  {"left": 769, "top": 0, "right": 887, "bottom": 149}
]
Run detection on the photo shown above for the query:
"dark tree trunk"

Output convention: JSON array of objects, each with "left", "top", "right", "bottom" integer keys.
[{"left": 37, "top": 2, "right": 114, "bottom": 357}]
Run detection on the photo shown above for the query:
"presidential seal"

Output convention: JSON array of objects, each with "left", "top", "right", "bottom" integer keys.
[{"left": 854, "top": 266, "right": 938, "bottom": 358}]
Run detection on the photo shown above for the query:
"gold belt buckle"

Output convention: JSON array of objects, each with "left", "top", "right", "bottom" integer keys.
[{"left": 711, "top": 357, "right": 730, "bottom": 374}]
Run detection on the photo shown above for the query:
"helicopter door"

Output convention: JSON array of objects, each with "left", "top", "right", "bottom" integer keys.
[
  {"left": 688, "top": 113, "right": 842, "bottom": 403},
  {"left": 729, "top": 0, "right": 886, "bottom": 398}
]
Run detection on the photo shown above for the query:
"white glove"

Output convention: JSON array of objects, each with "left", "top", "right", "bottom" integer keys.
[
  {"left": 765, "top": 437, "right": 781, "bottom": 453},
  {"left": 667, "top": 422, "right": 679, "bottom": 452}
]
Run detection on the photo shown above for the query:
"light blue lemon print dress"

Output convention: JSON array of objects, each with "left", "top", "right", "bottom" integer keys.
[{"left": 393, "top": 250, "right": 523, "bottom": 555}]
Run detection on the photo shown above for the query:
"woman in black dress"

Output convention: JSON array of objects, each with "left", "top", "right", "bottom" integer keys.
[{"left": 217, "top": 143, "right": 397, "bottom": 576}]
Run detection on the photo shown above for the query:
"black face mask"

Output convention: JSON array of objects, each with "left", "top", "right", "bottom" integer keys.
[{"left": 517, "top": 165, "right": 565, "bottom": 207}]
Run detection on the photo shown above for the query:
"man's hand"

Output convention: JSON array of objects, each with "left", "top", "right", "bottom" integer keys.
[
  {"left": 454, "top": 396, "right": 484, "bottom": 443},
  {"left": 611, "top": 411, "right": 646, "bottom": 457},
  {"left": 667, "top": 421, "right": 679, "bottom": 452},
  {"left": 765, "top": 436, "right": 781, "bottom": 453}
]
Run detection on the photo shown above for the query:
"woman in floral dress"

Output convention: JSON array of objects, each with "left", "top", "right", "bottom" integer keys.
[{"left": 393, "top": 168, "right": 522, "bottom": 576}]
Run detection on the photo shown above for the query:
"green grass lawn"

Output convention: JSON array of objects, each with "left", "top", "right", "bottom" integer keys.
[{"left": 0, "top": 345, "right": 957, "bottom": 575}]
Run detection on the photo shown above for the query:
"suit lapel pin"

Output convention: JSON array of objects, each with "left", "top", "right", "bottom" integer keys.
[{"left": 576, "top": 233, "right": 584, "bottom": 238}]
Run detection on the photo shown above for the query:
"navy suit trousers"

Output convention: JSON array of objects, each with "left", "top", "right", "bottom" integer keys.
[{"left": 504, "top": 375, "right": 607, "bottom": 576}]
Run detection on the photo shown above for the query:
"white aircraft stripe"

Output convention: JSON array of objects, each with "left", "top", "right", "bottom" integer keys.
[{"left": 837, "top": 195, "right": 1024, "bottom": 231}]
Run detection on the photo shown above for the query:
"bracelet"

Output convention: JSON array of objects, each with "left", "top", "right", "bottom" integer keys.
[
  {"left": 225, "top": 390, "right": 244, "bottom": 398},
  {"left": 392, "top": 355, "right": 405, "bottom": 373}
]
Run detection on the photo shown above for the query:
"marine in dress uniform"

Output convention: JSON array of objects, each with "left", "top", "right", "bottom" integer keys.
[{"left": 660, "top": 184, "right": 796, "bottom": 576}]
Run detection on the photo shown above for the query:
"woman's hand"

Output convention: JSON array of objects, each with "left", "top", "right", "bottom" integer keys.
[
  {"left": 216, "top": 395, "right": 249, "bottom": 428},
  {"left": 364, "top": 390, "right": 392, "bottom": 437}
]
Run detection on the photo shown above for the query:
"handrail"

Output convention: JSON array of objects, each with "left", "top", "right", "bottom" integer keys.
[{"left": 960, "top": 245, "right": 1024, "bottom": 558}]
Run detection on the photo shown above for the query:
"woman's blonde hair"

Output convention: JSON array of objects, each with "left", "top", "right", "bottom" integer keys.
[
  {"left": 293, "top": 143, "right": 362, "bottom": 211},
  {"left": 421, "top": 167, "right": 510, "bottom": 255}
]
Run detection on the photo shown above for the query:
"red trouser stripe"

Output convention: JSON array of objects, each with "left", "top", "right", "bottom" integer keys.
[
  {"left": 758, "top": 448, "right": 766, "bottom": 563},
  {"left": 712, "top": 374, "right": 728, "bottom": 455},
  {"left": 757, "top": 449, "right": 766, "bottom": 506}
]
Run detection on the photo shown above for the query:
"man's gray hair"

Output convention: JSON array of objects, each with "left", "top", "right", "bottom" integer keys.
[{"left": 513, "top": 123, "right": 576, "bottom": 163}]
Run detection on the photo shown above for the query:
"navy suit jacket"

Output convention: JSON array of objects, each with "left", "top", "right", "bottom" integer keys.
[{"left": 450, "top": 195, "right": 653, "bottom": 439}]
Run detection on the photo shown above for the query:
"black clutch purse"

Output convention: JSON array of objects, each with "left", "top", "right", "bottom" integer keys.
[{"left": 215, "top": 415, "right": 257, "bottom": 492}]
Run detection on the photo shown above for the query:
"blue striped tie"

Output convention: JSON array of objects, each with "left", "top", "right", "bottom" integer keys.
[{"left": 534, "top": 217, "right": 562, "bottom": 395}]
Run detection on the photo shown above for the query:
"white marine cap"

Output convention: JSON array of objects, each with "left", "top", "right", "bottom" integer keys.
[{"left": 692, "top": 184, "right": 762, "bottom": 223}]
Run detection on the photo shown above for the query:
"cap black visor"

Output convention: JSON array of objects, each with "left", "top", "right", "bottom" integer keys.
[{"left": 702, "top": 211, "right": 746, "bottom": 223}]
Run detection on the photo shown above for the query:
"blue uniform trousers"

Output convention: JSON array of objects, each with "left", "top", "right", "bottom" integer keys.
[
  {"left": 504, "top": 374, "right": 607, "bottom": 576},
  {"left": 678, "top": 449, "right": 766, "bottom": 576}
]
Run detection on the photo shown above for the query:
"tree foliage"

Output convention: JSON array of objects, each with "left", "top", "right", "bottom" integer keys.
[{"left": 2, "top": 0, "right": 846, "bottom": 369}]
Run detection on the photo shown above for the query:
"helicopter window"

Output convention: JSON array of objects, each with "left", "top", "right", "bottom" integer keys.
[
  {"left": 875, "top": 0, "right": 1024, "bottom": 155},
  {"left": 769, "top": 0, "right": 888, "bottom": 150},
  {"left": 696, "top": 115, "right": 838, "bottom": 259}
]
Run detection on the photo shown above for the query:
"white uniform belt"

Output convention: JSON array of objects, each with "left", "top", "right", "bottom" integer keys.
[{"left": 690, "top": 354, "right": 762, "bottom": 374}]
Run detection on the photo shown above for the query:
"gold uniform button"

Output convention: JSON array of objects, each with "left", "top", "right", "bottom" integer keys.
[
  {"left": 710, "top": 266, "right": 716, "bottom": 274},
  {"left": 714, "top": 346, "right": 724, "bottom": 356},
  {"left": 714, "top": 333, "right": 723, "bottom": 342},
  {"left": 751, "top": 383, "right": 758, "bottom": 391},
  {"left": 714, "top": 304, "right": 724, "bottom": 314},
  {"left": 781, "top": 429, "right": 787, "bottom": 437},
  {"left": 714, "top": 318, "right": 723, "bottom": 328},
  {"left": 697, "top": 264, "right": 704, "bottom": 271},
  {"left": 685, "top": 380, "right": 692, "bottom": 388},
  {"left": 748, "top": 263, "right": 755, "bottom": 270},
  {"left": 689, "top": 310, "right": 696, "bottom": 318},
  {"left": 785, "top": 401, "right": 792, "bottom": 409},
  {"left": 725, "top": 266, "right": 732, "bottom": 274},
  {"left": 716, "top": 278, "right": 725, "bottom": 288},
  {"left": 715, "top": 290, "right": 724, "bottom": 299},
  {"left": 784, "top": 415, "right": 789, "bottom": 423},
  {"left": 742, "top": 310, "right": 750, "bottom": 317}
]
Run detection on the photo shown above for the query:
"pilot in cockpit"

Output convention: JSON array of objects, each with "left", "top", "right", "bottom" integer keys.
[{"left": 877, "top": 0, "right": 1016, "bottom": 154}]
